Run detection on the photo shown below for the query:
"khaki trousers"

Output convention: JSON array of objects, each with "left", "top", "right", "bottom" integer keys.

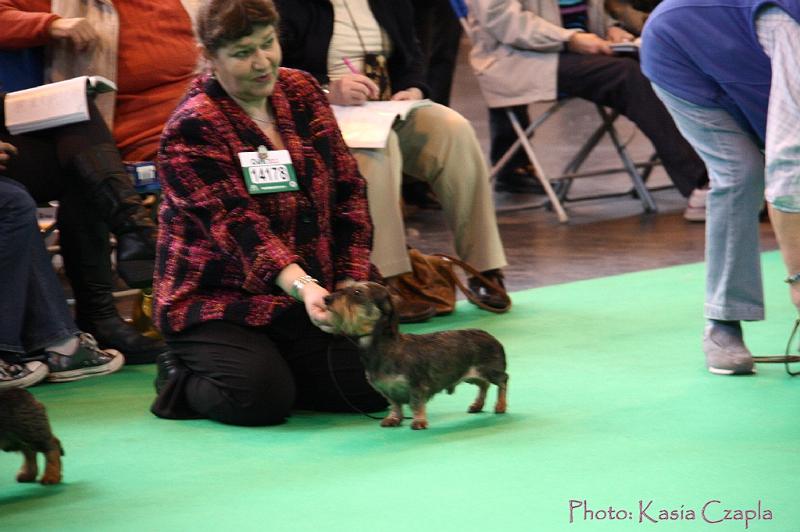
[{"left": 352, "top": 103, "right": 507, "bottom": 277}]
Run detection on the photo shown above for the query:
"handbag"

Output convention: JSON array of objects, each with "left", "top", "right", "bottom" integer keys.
[{"left": 390, "top": 248, "right": 511, "bottom": 315}]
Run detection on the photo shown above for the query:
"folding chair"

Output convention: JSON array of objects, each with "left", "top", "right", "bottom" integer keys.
[{"left": 449, "top": 0, "right": 662, "bottom": 223}]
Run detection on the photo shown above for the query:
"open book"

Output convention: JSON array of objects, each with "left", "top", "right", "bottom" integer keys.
[
  {"left": 4, "top": 75, "right": 117, "bottom": 135},
  {"left": 331, "top": 99, "right": 432, "bottom": 149}
]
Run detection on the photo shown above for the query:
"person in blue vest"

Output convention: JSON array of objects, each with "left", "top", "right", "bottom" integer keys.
[{"left": 641, "top": 0, "right": 800, "bottom": 375}]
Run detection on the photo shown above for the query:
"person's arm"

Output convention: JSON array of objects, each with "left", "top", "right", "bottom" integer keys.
[
  {"left": 769, "top": 209, "right": 800, "bottom": 310},
  {"left": 300, "top": 74, "right": 373, "bottom": 285},
  {"left": 0, "top": 0, "right": 59, "bottom": 48},
  {"left": 759, "top": 7, "right": 800, "bottom": 312},
  {"left": 380, "top": 0, "right": 429, "bottom": 97},
  {"left": 0, "top": 0, "right": 97, "bottom": 51},
  {"left": 469, "top": 0, "right": 579, "bottom": 51},
  {"left": 157, "top": 102, "right": 303, "bottom": 296}
]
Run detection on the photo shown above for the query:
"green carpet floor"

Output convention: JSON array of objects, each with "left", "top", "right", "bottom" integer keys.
[{"left": 2, "top": 252, "right": 799, "bottom": 532}]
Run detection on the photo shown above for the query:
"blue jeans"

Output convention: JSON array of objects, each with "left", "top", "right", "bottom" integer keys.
[
  {"left": 0, "top": 177, "right": 78, "bottom": 353},
  {"left": 652, "top": 85, "right": 765, "bottom": 321}
]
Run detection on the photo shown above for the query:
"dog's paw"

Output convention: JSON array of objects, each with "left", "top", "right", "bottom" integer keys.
[
  {"left": 380, "top": 415, "right": 402, "bottom": 427},
  {"left": 16, "top": 471, "right": 37, "bottom": 483},
  {"left": 411, "top": 419, "right": 428, "bottom": 430},
  {"left": 494, "top": 398, "right": 507, "bottom": 414},
  {"left": 40, "top": 471, "right": 62, "bottom": 485},
  {"left": 468, "top": 402, "right": 484, "bottom": 413}
]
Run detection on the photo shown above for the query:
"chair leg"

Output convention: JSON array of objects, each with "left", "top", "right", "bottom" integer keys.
[
  {"left": 507, "top": 109, "right": 570, "bottom": 223},
  {"left": 556, "top": 110, "right": 611, "bottom": 202},
  {"left": 596, "top": 106, "right": 658, "bottom": 213},
  {"left": 488, "top": 102, "right": 565, "bottom": 183}
]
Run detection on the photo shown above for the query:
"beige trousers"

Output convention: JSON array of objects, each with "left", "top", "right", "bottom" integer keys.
[{"left": 352, "top": 103, "right": 507, "bottom": 277}]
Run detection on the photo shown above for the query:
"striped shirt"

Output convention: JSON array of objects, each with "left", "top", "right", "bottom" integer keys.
[
  {"left": 756, "top": 6, "right": 800, "bottom": 212},
  {"left": 559, "top": 0, "right": 588, "bottom": 30}
]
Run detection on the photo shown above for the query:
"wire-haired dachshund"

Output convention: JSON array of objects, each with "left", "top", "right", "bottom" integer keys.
[
  {"left": 325, "top": 281, "right": 508, "bottom": 429},
  {"left": 0, "top": 388, "right": 63, "bottom": 484}
]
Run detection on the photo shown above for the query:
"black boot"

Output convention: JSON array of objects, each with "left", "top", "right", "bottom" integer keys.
[
  {"left": 154, "top": 351, "right": 183, "bottom": 393},
  {"left": 78, "top": 315, "right": 167, "bottom": 365},
  {"left": 71, "top": 144, "right": 156, "bottom": 288},
  {"left": 57, "top": 193, "right": 167, "bottom": 365}
]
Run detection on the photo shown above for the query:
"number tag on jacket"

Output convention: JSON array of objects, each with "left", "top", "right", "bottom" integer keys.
[{"left": 238, "top": 148, "right": 298, "bottom": 194}]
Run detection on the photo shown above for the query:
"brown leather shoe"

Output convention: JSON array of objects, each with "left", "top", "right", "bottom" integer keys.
[{"left": 468, "top": 269, "right": 510, "bottom": 311}]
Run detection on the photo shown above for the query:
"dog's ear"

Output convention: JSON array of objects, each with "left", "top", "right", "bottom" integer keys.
[
  {"left": 372, "top": 284, "right": 399, "bottom": 335},
  {"left": 375, "top": 286, "right": 396, "bottom": 317}
]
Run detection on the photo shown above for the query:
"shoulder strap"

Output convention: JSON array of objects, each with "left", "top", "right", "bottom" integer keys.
[{"left": 430, "top": 254, "right": 511, "bottom": 313}]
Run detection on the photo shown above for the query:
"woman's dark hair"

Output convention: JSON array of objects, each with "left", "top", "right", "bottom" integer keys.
[{"left": 196, "top": 0, "right": 279, "bottom": 53}]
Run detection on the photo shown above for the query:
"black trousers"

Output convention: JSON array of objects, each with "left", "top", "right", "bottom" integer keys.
[
  {"left": 0, "top": 94, "right": 118, "bottom": 320},
  {"left": 489, "top": 52, "right": 708, "bottom": 196},
  {"left": 151, "top": 307, "right": 388, "bottom": 426}
]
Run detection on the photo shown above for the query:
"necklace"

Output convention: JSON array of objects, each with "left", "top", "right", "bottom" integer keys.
[{"left": 249, "top": 115, "right": 275, "bottom": 125}]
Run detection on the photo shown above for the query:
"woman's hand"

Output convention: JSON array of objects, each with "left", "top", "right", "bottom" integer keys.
[
  {"left": 328, "top": 74, "right": 380, "bottom": 106},
  {"left": 301, "top": 282, "right": 335, "bottom": 333},
  {"left": 606, "top": 26, "right": 635, "bottom": 44},
  {"left": 391, "top": 87, "right": 424, "bottom": 101},
  {"left": 0, "top": 141, "right": 17, "bottom": 171},
  {"left": 567, "top": 32, "right": 613, "bottom": 55},
  {"left": 48, "top": 17, "right": 99, "bottom": 51}
]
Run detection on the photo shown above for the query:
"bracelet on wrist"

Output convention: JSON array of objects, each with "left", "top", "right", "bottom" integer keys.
[
  {"left": 785, "top": 272, "right": 800, "bottom": 285},
  {"left": 291, "top": 274, "right": 319, "bottom": 300}
]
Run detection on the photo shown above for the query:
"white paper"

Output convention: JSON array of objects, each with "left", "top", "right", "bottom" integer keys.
[
  {"left": 4, "top": 75, "right": 117, "bottom": 135},
  {"left": 331, "top": 99, "right": 432, "bottom": 149}
]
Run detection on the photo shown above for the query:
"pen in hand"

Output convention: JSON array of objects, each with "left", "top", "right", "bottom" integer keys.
[
  {"left": 337, "top": 57, "right": 379, "bottom": 102},
  {"left": 342, "top": 57, "right": 359, "bottom": 75}
]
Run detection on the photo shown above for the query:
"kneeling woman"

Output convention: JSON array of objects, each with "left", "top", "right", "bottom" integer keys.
[{"left": 151, "top": 0, "right": 387, "bottom": 425}]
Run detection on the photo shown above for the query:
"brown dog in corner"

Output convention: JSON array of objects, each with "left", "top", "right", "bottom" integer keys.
[
  {"left": 324, "top": 281, "right": 508, "bottom": 429},
  {"left": 0, "top": 388, "right": 63, "bottom": 484}
]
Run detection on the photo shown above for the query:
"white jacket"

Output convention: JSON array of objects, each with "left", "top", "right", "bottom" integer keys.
[{"left": 465, "top": 0, "right": 608, "bottom": 107}]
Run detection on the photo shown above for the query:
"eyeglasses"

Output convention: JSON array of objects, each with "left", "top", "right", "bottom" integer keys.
[{"left": 753, "top": 318, "right": 800, "bottom": 376}]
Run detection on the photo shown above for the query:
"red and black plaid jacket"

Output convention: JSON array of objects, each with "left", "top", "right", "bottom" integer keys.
[{"left": 153, "top": 68, "right": 372, "bottom": 335}]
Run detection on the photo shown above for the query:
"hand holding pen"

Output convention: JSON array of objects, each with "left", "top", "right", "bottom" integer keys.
[{"left": 326, "top": 57, "right": 380, "bottom": 106}]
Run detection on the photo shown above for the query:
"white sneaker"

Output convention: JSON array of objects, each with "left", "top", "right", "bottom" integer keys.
[
  {"left": 684, "top": 187, "right": 708, "bottom": 222},
  {"left": 0, "top": 358, "right": 49, "bottom": 390}
]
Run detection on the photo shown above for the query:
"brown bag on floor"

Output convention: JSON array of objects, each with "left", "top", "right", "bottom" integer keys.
[{"left": 390, "top": 248, "right": 511, "bottom": 315}]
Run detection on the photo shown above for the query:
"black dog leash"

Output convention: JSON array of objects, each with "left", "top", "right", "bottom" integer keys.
[
  {"left": 752, "top": 318, "right": 800, "bottom": 376},
  {"left": 326, "top": 337, "right": 412, "bottom": 420}
]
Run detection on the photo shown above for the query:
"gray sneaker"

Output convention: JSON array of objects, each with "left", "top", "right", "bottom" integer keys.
[
  {"left": 0, "top": 356, "right": 49, "bottom": 390},
  {"left": 703, "top": 324, "right": 755, "bottom": 375},
  {"left": 44, "top": 333, "right": 125, "bottom": 383}
]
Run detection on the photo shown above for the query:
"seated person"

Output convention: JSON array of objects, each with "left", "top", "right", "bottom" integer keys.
[
  {"left": 150, "top": 0, "right": 387, "bottom": 426},
  {"left": 469, "top": 0, "right": 709, "bottom": 220},
  {"left": 0, "top": 141, "right": 124, "bottom": 390},
  {"left": 0, "top": 0, "right": 200, "bottom": 361},
  {"left": 641, "top": 0, "right": 800, "bottom": 374},
  {"left": 275, "top": 0, "right": 510, "bottom": 319},
  {"left": 0, "top": 90, "right": 164, "bottom": 364}
]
